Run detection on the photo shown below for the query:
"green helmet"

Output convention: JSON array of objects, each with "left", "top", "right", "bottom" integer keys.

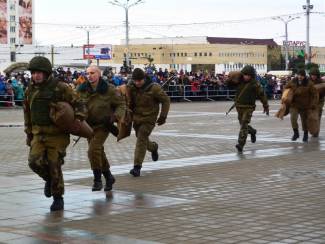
[
  {"left": 28, "top": 56, "right": 52, "bottom": 75},
  {"left": 309, "top": 67, "right": 320, "bottom": 78},
  {"left": 241, "top": 65, "right": 256, "bottom": 77}
]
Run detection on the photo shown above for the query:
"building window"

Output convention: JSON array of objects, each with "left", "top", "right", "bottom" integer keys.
[
  {"left": 10, "top": 15, "right": 15, "bottom": 22},
  {"left": 194, "top": 52, "right": 197, "bottom": 57},
  {"left": 199, "top": 52, "right": 202, "bottom": 56},
  {"left": 10, "top": 26, "right": 15, "bottom": 32},
  {"left": 204, "top": 52, "right": 207, "bottom": 56},
  {"left": 10, "top": 38, "right": 15, "bottom": 44},
  {"left": 184, "top": 53, "right": 187, "bottom": 57},
  {"left": 209, "top": 52, "right": 212, "bottom": 56},
  {"left": 10, "top": 4, "right": 15, "bottom": 10}
]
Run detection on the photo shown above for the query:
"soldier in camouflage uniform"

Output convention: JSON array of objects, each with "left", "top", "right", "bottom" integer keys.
[
  {"left": 127, "top": 68, "right": 170, "bottom": 177},
  {"left": 230, "top": 65, "right": 269, "bottom": 153},
  {"left": 77, "top": 65, "right": 126, "bottom": 191},
  {"left": 286, "top": 69, "right": 318, "bottom": 142},
  {"left": 309, "top": 67, "right": 324, "bottom": 137},
  {"left": 24, "top": 56, "right": 86, "bottom": 211}
]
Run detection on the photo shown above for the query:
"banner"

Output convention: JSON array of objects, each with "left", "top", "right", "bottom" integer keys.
[
  {"left": 18, "top": 0, "right": 32, "bottom": 44},
  {"left": 83, "top": 44, "right": 113, "bottom": 60},
  {"left": 0, "top": 0, "right": 7, "bottom": 44}
]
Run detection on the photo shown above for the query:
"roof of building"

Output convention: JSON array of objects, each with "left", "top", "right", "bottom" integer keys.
[{"left": 207, "top": 37, "right": 278, "bottom": 46}]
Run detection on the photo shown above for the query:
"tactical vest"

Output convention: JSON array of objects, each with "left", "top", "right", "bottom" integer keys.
[
  {"left": 28, "top": 79, "right": 59, "bottom": 126},
  {"left": 236, "top": 80, "right": 258, "bottom": 106}
]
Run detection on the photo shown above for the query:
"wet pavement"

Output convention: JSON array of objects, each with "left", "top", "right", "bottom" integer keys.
[{"left": 1, "top": 101, "right": 325, "bottom": 243}]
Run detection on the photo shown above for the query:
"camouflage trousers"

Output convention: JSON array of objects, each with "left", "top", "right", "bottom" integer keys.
[
  {"left": 236, "top": 107, "right": 256, "bottom": 147},
  {"left": 28, "top": 134, "right": 70, "bottom": 196},
  {"left": 290, "top": 107, "right": 308, "bottom": 132},
  {"left": 133, "top": 122, "right": 158, "bottom": 166},
  {"left": 87, "top": 127, "right": 110, "bottom": 171}
]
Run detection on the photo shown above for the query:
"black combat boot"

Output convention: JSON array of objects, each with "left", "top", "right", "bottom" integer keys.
[
  {"left": 92, "top": 169, "right": 103, "bottom": 191},
  {"left": 130, "top": 165, "right": 142, "bottom": 177},
  {"left": 151, "top": 143, "right": 159, "bottom": 161},
  {"left": 50, "top": 196, "right": 64, "bottom": 211},
  {"left": 303, "top": 131, "right": 308, "bottom": 142},
  {"left": 44, "top": 179, "right": 51, "bottom": 198},
  {"left": 235, "top": 144, "right": 243, "bottom": 153},
  {"left": 291, "top": 129, "right": 299, "bottom": 141},
  {"left": 250, "top": 129, "right": 257, "bottom": 143},
  {"left": 102, "top": 170, "right": 116, "bottom": 191}
]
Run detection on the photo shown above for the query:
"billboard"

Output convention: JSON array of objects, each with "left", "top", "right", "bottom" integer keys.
[
  {"left": 18, "top": 0, "right": 32, "bottom": 44},
  {"left": 0, "top": 0, "right": 7, "bottom": 44},
  {"left": 83, "top": 44, "right": 112, "bottom": 60}
]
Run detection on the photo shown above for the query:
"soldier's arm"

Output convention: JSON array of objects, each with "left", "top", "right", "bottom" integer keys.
[
  {"left": 256, "top": 83, "right": 268, "bottom": 108},
  {"left": 60, "top": 83, "right": 88, "bottom": 120},
  {"left": 23, "top": 87, "right": 32, "bottom": 135},
  {"left": 112, "top": 89, "right": 127, "bottom": 121},
  {"left": 153, "top": 85, "right": 170, "bottom": 119}
]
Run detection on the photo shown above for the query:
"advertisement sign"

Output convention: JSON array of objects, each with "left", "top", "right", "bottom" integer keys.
[
  {"left": 18, "top": 0, "right": 32, "bottom": 44},
  {"left": 0, "top": 0, "right": 7, "bottom": 44},
  {"left": 283, "top": 41, "right": 306, "bottom": 47},
  {"left": 83, "top": 44, "right": 113, "bottom": 60}
]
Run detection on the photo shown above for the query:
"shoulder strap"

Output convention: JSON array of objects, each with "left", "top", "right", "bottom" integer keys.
[{"left": 235, "top": 82, "right": 251, "bottom": 103}]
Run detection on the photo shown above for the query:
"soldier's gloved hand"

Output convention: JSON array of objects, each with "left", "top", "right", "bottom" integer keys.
[
  {"left": 263, "top": 106, "right": 269, "bottom": 116},
  {"left": 156, "top": 116, "right": 166, "bottom": 126},
  {"left": 26, "top": 133, "right": 33, "bottom": 147}
]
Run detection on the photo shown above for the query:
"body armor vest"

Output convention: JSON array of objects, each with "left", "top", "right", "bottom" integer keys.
[{"left": 29, "top": 79, "right": 59, "bottom": 126}]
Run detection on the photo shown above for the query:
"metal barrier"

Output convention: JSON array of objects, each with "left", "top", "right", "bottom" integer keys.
[
  {"left": 164, "top": 85, "right": 236, "bottom": 101},
  {"left": 0, "top": 94, "right": 15, "bottom": 106}
]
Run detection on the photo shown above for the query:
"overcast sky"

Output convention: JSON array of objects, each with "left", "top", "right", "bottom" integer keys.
[{"left": 34, "top": 0, "right": 325, "bottom": 46}]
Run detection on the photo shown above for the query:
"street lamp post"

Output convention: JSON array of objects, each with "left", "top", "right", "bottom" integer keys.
[
  {"left": 303, "top": 0, "right": 313, "bottom": 65},
  {"left": 108, "top": 0, "right": 144, "bottom": 70},
  {"left": 273, "top": 16, "right": 300, "bottom": 70},
  {"left": 76, "top": 25, "right": 99, "bottom": 65}
]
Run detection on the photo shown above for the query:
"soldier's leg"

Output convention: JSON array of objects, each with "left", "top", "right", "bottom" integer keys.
[
  {"left": 290, "top": 107, "right": 299, "bottom": 141},
  {"left": 300, "top": 110, "right": 309, "bottom": 142},
  {"left": 145, "top": 124, "right": 158, "bottom": 161},
  {"left": 46, "top": 134, "right": 70, "bottom": 211},
  {"left": 28, "top": 135, "right": 50, "bottom": 181},
  {"left": 46, "top": 134, "right": 70, "bottom": 197},
  {"left": 237, "top": 109, "right": 253, "bottom": 151},
  {"left": 130, "top": 123, "right": 154, "bottom": 177},
  {"left": 88, "top": 127, "right": 109, "bottom": 191}
]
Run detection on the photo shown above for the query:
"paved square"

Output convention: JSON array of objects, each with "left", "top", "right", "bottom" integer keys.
[{"left": 0, "top": 101, "right": 325, "bottom": 243}]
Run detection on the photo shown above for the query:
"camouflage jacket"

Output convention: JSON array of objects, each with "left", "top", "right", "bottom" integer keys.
[
  {"left": 77, "top": 78, "right": 126, "bottom": 128},
  {"left": 234, "top": 79, "right": 268, "bottom": 109},
  {"left": 285, "top": 78, "right": 319, "bottom": 109},
  {"left": 24, "top": 76, "right": 87, "bottom": 136},
  {"left": 127, "top": 78, "right": 170, "bottom": 124}
]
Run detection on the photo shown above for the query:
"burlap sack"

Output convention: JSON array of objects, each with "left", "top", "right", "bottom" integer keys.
[
  {"left": 50, "top": 102, "right": 93, "bottom": 138},
  {"left": 275, "top": 103, "right": 289, "bottom": 120},
  {"left": 281, "top": 88, "right": 293, "bottom": 106},
  {"left": 314, "top": 83, "right": 325, "bottom": 98},
  {"left": 226, "top": 71, "right": 242, "bottom": 85},
  {"left": 307, "top": 108, "right": 320, "bottom": 136}
]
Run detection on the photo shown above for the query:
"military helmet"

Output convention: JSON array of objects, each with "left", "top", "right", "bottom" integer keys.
[
  {"left": 28, "top": 56, "right": 52, "bottom": 75},
  {"left": 309, "top": 67, "right": 320, "bottom": 77},
  {"left": 132, "top": 68, "right": 145, "bottom": 80},
  {"left": 241, "top": 65, "right": 256, "bottom": 77}
]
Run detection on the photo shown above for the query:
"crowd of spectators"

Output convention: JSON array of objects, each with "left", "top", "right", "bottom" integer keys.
[
  {"left": 0, "top": 66, "right": 296, "bottom": 107},
  {"left": 0, "top": 72, "right": 28, "bottom": 107}
]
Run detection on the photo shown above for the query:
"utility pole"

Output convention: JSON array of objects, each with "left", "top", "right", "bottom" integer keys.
[
  {"left": 76, "top": 25, "right": 99, "bottom": 65},
  {"left": 51, "top": 45, "right": 54, "bottom": 66},
  {"left": 108, "top": 0, "right": 144, "bottom": 72},
  {"left": 272, "top": 16, "right": 300, "bottom": 70},
  {"left": 303, "top": 0, "right": 313, "bottom": 65}
]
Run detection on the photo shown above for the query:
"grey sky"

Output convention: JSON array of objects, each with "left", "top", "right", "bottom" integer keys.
[{"left": 34, "top": 0, "right": 325, "bottom": 46}]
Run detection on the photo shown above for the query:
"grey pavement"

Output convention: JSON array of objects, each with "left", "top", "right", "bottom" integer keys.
[{"left": 0, "top": 101, "right": 325, "bottom": 244}]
